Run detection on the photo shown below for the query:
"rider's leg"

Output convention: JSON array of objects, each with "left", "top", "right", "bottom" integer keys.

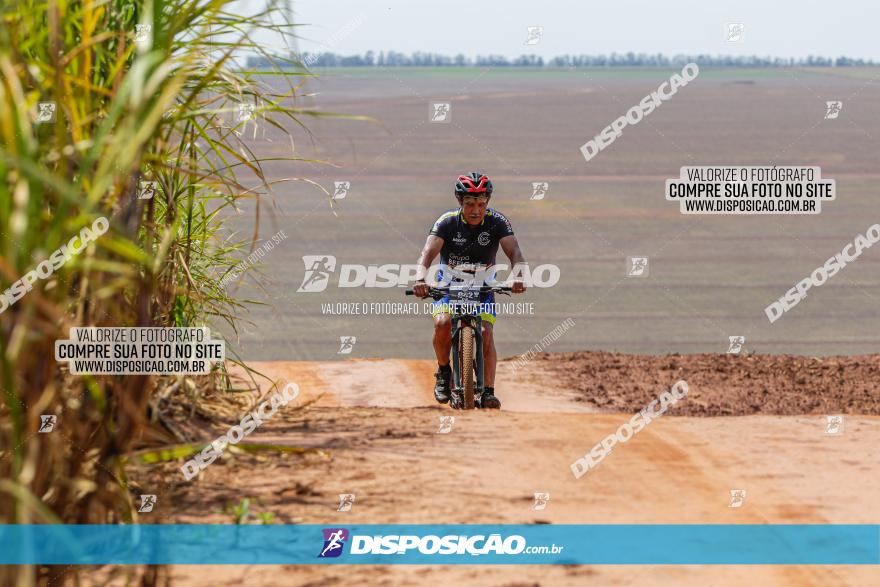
[
  {"left": 433, "top": 312, "right": 452, "bottom": 366},
  {"left": 481, "top": 321, "right": 495, "bottom": 388},
  {"left": 479, "top": 321, "right": 501, "bottom": 409},
  {"left": 432, "top": 312, "right": 454, "bottom": 404}
]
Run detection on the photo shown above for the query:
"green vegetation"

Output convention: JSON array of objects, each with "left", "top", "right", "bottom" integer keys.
[
  {"left": 0, "top": 1, "right": 329, "bottom": 584},
  {"left": 223, "top": 497, "right": 276, "bottom": 524}
]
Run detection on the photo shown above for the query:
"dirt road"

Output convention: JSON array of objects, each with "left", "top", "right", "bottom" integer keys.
[{"left": 147, "top": 356, "right": 880, "bottom": 586}]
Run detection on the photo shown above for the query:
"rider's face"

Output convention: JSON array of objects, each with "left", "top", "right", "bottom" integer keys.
[{"left": 460, "top": 196, "right": 489, "bottom": 225}]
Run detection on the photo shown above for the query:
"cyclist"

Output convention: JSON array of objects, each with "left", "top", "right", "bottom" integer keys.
[{"left": 412, "top": 172, "right": 527, "bottom": 409}]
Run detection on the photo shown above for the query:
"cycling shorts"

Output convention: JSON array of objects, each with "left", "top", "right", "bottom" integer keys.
[{"left": 431, "top": 292, "right": 496, "bottom": 325}]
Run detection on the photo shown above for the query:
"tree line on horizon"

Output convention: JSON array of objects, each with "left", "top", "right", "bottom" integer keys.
[{"left": 248, "top": 50, "right": 877, "bottom": 68}]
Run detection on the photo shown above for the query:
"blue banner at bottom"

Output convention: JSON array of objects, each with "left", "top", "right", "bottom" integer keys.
[{"left": 1, "top": 524, "right": 877, "bottom": 565}]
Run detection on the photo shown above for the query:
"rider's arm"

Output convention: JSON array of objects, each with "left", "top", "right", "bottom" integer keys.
[
  {"left": 500, "top": 234, "right": 526, "bottom": 270},
  {"left": 500, "top": 235, "right": 527, "bottom": 291},
  {"left": 415, "top": 235, "right": 444, "bottom": 282}
]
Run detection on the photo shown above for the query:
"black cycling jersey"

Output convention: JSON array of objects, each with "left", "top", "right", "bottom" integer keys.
[{"left": 429, "top": 208, "right": 514, "bottom": 269}]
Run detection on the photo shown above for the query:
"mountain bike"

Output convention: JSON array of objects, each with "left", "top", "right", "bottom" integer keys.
[{"left": 406, "top": 283, "right": 512, "bottom": 409}]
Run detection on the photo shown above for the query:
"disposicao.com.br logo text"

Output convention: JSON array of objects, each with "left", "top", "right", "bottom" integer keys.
[{"left": 318, "top": 528, "right": 564, "bottom": 558}]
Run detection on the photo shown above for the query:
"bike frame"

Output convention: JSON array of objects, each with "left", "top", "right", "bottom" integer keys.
[
  {"left": 450, "top": 312, "right": 484, "bottom": 399},
  {"left": 404, "top": 282, "right": 511, "bottom": 409}
]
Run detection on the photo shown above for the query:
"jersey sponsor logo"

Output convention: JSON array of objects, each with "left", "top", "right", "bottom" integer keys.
[
  {"left": 486, "top": 209, "right": 511, "bottom": 228},
  {"left": 477, "top": 231, "right": 491, "bottom": 246},
  {"left": 448, "top": 254, "right": 477, "bottom": 266}
]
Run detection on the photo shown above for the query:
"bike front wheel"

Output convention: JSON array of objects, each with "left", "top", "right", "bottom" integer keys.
[{"left": 458, "top": 323, "right": 476, "bottom": 409}]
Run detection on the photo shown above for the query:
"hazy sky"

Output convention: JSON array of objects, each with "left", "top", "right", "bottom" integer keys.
[{"left": 248, "top": 0, "right": 879, "bottom": 60}]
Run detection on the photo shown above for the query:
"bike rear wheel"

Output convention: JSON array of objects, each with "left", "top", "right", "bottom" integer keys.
[{"left": 459, "top": 324, "right": 476, "bottom": 409}]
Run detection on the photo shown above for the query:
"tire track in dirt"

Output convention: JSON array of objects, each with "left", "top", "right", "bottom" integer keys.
[
  {"left": 636, "top": 426, "right": 836, "bottom": 587},
  {"left": 211, "top": 359, "right": 879, "bottom": 586}
]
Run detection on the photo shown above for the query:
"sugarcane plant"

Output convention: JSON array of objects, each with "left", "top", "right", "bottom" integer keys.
[{"left": 0, "top": 0, "right": 337, "bottom": 583}]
